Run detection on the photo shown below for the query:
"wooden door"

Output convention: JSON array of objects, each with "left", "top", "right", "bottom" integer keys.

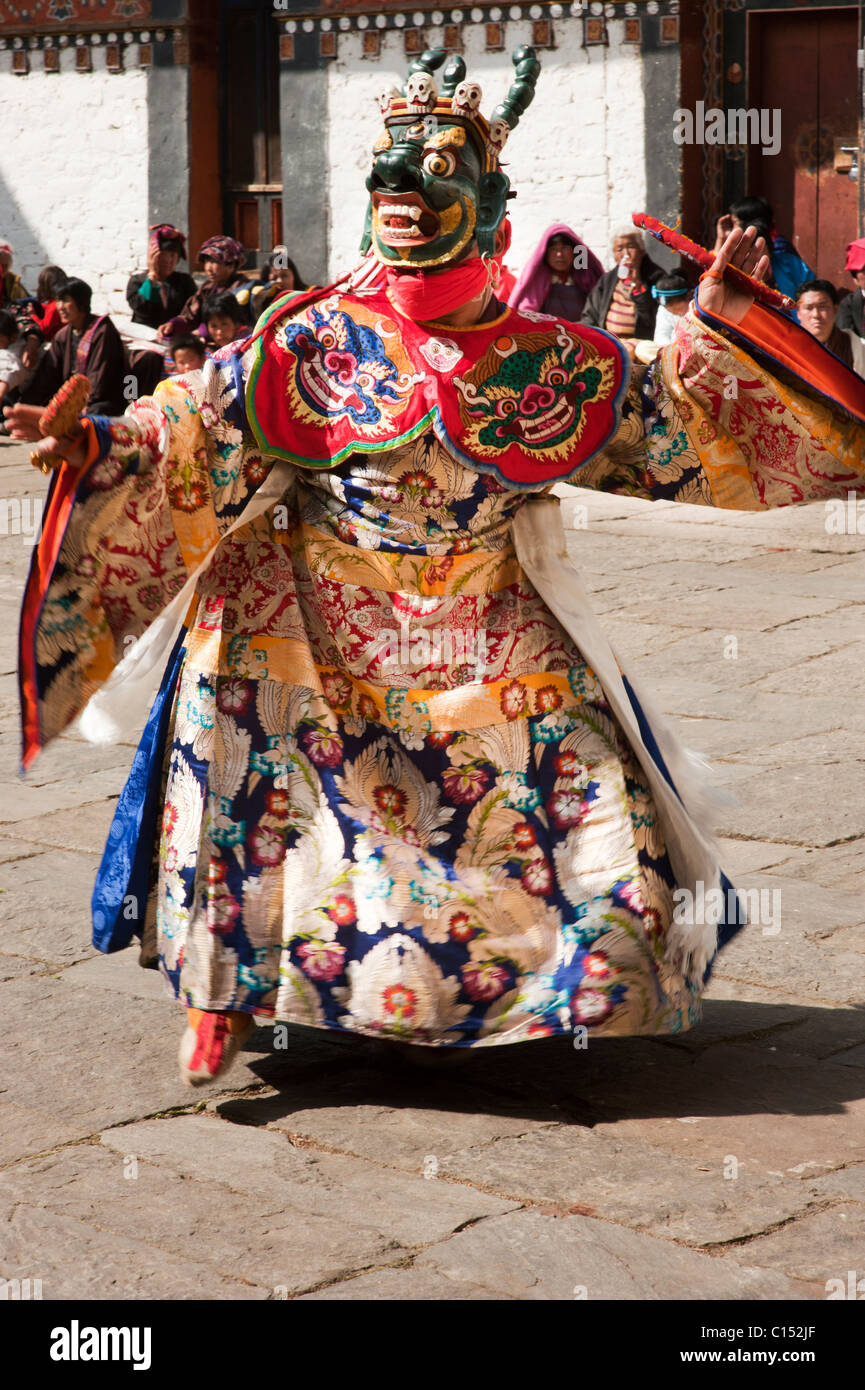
[
  {"left": 749, "top": 9, "right": 858, "bottom": 285},
  {"left": 219, "top": 0, "right": 282, "bottom": 272}
]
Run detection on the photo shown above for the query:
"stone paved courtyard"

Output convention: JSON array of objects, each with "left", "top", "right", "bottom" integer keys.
[{"left": 0, "top": 435, "right": 862, "bottom": 1301}]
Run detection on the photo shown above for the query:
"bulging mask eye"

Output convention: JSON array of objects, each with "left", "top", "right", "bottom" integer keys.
[{"left": 422, "top": 150, "right": 457, "bottom": 178}]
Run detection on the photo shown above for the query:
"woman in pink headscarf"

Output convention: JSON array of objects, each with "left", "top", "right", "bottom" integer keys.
[{"left": 508, "top": 223, "right": 603, "bottom": 321}]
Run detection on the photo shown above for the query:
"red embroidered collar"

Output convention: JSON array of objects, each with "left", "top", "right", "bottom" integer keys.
[{"left": 246, "top": 288, "right": 628, "bottom": 489}]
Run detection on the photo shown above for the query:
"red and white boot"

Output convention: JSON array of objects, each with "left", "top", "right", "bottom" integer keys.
[{"left": 178, "top": 1008, "right": 255, "bottom": 1086}]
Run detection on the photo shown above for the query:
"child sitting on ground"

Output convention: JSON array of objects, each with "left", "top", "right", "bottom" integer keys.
[
  {"left": 631, "top": 272, "right": 692, "bottom": 362},
  {"left": 169, "top": 333, "right": 209, "bottom": 375},
  {"left": 202, "top": 293, "right": 246, "bottom": 349},
  {"left": 0, "top": 309, "right": 39, "bottom": 420},
  {"left": 251, "top": 248, "right": 307, "bottom": 318},
  {"left": 651, "top": 272, "right": 691, "bottom": 345}
]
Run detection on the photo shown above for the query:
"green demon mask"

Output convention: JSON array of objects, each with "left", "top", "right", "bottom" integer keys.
[{"left": 362, "top": 47, "right": 541, "bottom": 269}]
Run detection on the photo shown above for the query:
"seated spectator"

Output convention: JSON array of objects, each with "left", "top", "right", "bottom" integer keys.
[
  {"left": 31, "top": 266, "right": 67, "bottom": 342},
  {"left": 0, "top": 241, "right": 27, "bottom": 307},
  {"left": 170, "top": 334, "right": 209, "bottom": 374},
  {"left": 650, "top": 272, "right": 692, "bottom": 345},
  {"left": 712, "top": 196, "right": 814, "bottom": 302},
  {"left": 251, "top": 247, "right": 307, "bottom": 319},
  {"left": 0, "top": 309, "right": 39, "bottom": 420},
  {"left": 836, "top": 237, "right": 865, "bottom": 336},
  {"left": 158, "top": 236, "right": 250, "bottom": 339},
  {"left": 203, "top": 293, "right": 246, "bottom": 348},
  {"left": 22, "top": 278, "right": 127, "bottom": 416},
  {"left": 509, "top": 224, "right": 603, "bottom": 322},
  {"left": 126, "top": 225, "right": 197, "bottom": 333},
  {"left": 628, "top": 272, "right": 693, "bottom": 364},
  {"left": 795, "top": 278, "right": 865, "bottom": 375},
  {"left": 581, "top": 227, "right": 663, "bottom": 346}
]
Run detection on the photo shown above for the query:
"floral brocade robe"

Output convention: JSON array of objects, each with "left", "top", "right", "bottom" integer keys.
[
  {"left": 160, "top": 440, "right": 687, "bottom": 1044},
  {"left": 24, "top": 306, "right": 865, "bottom": 1046}
]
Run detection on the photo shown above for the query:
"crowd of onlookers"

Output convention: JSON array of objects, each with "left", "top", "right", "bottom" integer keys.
[
  {"left": 512, "top": 195, "right": 865, "bottom": 373},
  {"left": 2, "top": 192, "right": 864, "bottom": 430},
  {"left": 0, "top": 227, "right": 306, "bottom": 425}
]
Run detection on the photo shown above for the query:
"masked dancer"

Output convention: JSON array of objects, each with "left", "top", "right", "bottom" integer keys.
[{"left": 9, "top": 49, "right": 865, "bottom": 1084}]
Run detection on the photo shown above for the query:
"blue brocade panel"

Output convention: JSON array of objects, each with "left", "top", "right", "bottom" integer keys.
[{"left": 91, "top": 632, "right": 186, "bottom": 954}]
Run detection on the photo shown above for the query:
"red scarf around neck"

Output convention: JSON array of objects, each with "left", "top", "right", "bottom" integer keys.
[{"left": 386, "top": 257, "right": 490, "bottom": 321}]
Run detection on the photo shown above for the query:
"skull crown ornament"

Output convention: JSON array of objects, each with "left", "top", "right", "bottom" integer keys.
[{"left": 363, "top": 46, "right": 541, "bottom": 269}]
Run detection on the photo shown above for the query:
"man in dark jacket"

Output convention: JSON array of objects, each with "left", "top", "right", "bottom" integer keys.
[
  {"left": 580, "top": 226, "right": 663, "bottom": 342},
  {"left": 22, "top": 278, "right": 127, "bottom": 416}
]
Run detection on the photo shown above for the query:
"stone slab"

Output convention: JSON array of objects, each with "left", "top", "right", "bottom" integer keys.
[
  {"left": 99, "top": 1115, "right": 514, "bottom": 1250},
  {"left": 712, "top": 888, "right": 865, "bottom": 1005},
  {"left": 760, "top": 842, "right": 865, "bottom": 893},
  {"left": 702, "top": 983, "right": 865, "bottom": 1062},
  {"left": 575, "top": 1043, "right": 865, "bottom": 1178},
  {"left": 818, "top": 925, "right": 865, "bottom": 953},
  {"left": 714, "top": 730, "right": 849, "bottom": 770},
  {"left": 0, "top": 838, "right": 45, "bottom": 867},
  {"left": 716, "top": 838, "right": 803, "bottom": 875},
  {"left": 712, "top": 763, "right": 865, "bottom": 845},
  {"left": 601, "top": 617, "right": 690, "bottom": 659},
  {"left": 17, "top": 738, "right": 136, "bottom": 785},
  {"left": 717, "top": 566, "right": 865, "bottom": 602},
  {"left": 771, "top": 608, "right": 865, "bottom": 651},
  {"left": 0, "top": 1100, "right": 93, "bottom": 1167},
  {"left": 0, "top": 1202, "right": 265, "bottom": 1301},
  {"left": 752, "top": 642, "right": 865, "bottom": 698},
  {"left": 61, "top": 949, "right": 173, "bottom": 1004},
  {"left": 0, "top": 1145, "right": 399, "bottom": 1297},
  {"left": 239, "top": 1049, "right": 563, "bottom": 1168},
  {"left": 0, "top": 977, "right": 269, "bottom": 1131},
  {"left": 415, "top": 1209, "right": 806, "bottom": 1301},
  {"left": 0, "top": 770, "right": 126, "bottom": 823},
  {"left": 612, "top": 592, "right": 841, "bottom": 632},
  {"left": 298, "top": 1266, "right": 505, "bottom": 1300},
  {"left": 0, "top": 952, "right": 64, "bottom": 982},
  {"left": 719, "top": 1206, "right": 865, "bottom": 1289},
  {"left": 809, "top": 1162, "right": 865, "bottom": 1203},
  {"left": 438, "top": 1123, "right": 821, "bottom": 1247},
  {"left": 732, "top": 873, "right": 863, "bottom": 940},
  {"left": 730, "top": 550, "right": 858, "bottom": 576},
  {"left": 0, "top": 850, "right": 106, "bottom": 966},
  {"left": 0, "top": 802, "right": 118, "bottom": 857}
]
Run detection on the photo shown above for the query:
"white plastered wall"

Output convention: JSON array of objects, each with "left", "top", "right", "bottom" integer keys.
[
  {"left": 325, "top": 16, "right": 647, "bottom": 282},
  {"left": 0, "top": 45, "right": 149, "bottom": 315}
]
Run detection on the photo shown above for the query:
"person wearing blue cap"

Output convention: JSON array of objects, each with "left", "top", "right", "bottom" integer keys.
[{"left": 650, "top": 272, "right": 692, "bottom": 346}]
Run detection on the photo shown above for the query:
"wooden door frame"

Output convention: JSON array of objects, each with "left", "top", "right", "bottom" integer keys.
[
  {"left": 680, "top": 0, "right": 861, "bottom": 247},
  {"left": 218, "top": 0, "right": 283, "bottom": 272},
  {"left": 187, "top": 0, "right": 223, "bottom": 271}
]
